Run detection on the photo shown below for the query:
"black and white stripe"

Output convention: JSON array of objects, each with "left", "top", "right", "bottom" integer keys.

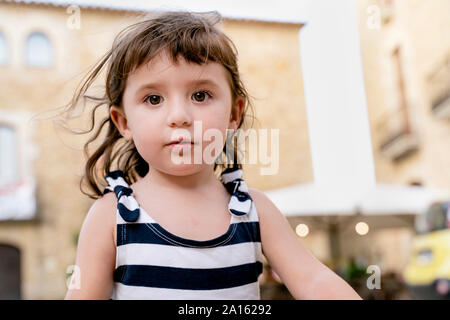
[
  {"left": 103, "top": 167, "right": 263, "bottom": 300},
  {"left": 221, "top": 167, "right": 253, "bottom": 216}
]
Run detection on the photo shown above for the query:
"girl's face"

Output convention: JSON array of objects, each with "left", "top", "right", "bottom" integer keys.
[{"left": 110, "top": 51, "right": 244, "bottom": 176}]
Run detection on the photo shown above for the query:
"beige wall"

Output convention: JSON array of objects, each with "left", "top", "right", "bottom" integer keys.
[{"left": 223, "top": 20, "right": 313, "bottom": 190}]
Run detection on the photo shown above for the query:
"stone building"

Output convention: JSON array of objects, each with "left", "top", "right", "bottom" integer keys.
[{"left": 343, "top": 0, "right": 450, "bottom": 276}]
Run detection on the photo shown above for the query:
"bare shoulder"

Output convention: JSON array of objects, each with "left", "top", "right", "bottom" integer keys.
[
  {"left": 89, "top": 192, "right": 117, "bottom": 218},
  {"left": 82, "top": 192, "right": 117, "bottom": 244},
  {"left": 247, "top": 187, "right": 266, "bottom": 200},
  {"left": 247, "top": 187, "right": 295, "bottom": 251},
  {"left": 247, "top": 187, "right": 270, "bottom": 205},
  {"left": 65, "top": 192, "right": 117, "bottom": 299},
  {"left": 247, "top": 187, "right": 282, "bottom": 221}
]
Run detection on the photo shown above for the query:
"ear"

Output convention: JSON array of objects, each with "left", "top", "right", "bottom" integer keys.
[
  {"left": 110, "top": 105, "right": 133, "bottom": 141},
  {"left": 228, "top": 96, "right": 245, "bottom": 130}
]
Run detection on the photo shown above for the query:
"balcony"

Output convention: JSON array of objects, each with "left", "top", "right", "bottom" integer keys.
[
  {"left": 376, "top": 108, "right": 419, "bottom": 162},
  {"left": 432, "top": 91, "right": 450, "bottom": 120}
]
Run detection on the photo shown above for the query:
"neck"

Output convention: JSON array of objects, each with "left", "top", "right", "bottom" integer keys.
[{"left": 140, "top": 165, "right": 221, "bottom": 193}]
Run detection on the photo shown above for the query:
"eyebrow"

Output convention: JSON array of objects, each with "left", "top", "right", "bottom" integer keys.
[{"left": 135, "top": 79, "right": 222, "bottom": 95}]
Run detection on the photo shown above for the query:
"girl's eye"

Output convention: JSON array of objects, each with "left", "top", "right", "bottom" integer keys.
[
  {"left": 192, "top": 91, "right": 211, "bottom": 102},
  {"left": 144, "top": 95, "right": 163, "bottom": 105}
]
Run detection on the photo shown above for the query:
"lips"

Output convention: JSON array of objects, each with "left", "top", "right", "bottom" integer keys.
[{"left": 165, "top": 137, "right": 195, "bottom": 146}]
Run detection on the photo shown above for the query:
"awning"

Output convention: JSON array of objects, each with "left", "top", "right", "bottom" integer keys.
[{"left": 265, "top": 183, "right": 450, "bottom": 217}]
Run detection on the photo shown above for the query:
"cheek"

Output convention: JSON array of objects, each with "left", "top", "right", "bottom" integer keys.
[
  {"left": 128, "top": 118, "right": 162, "bottom": 159},
  {"left": 200, "top": 101, "right": 232, "bottom": 142},
  {"left": 204, "top": 100, "right": 231, "bottom": 126},
  {"left": 200, "top": 117, "right": 229, "bottom": 148}
]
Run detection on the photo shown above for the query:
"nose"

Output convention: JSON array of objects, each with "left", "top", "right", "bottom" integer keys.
[{"left": 166, "top": 98, "right": 192, "bottom": 128}]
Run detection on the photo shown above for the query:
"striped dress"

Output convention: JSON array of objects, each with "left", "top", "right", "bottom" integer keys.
[{"left": 103, "top": 167, "right": 263, "bottom": 300}]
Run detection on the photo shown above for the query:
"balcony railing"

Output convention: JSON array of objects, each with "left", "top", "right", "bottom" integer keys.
[
  {"left": 376, "top": 108, "right": 419, "bottom": 161},
  {"left": 432, "top": 91, "right": 450, "bottom": 120}
]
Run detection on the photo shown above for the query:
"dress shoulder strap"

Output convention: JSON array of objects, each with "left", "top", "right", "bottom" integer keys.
[
  {"left": 103, "top": 167, "right": 254, "bottom": 223},
  {"left": 103, "top": 170, "right": 140, "bottom": 223},
  {"left": 220, "top": 167, "right": 253, "bottom": 217}
]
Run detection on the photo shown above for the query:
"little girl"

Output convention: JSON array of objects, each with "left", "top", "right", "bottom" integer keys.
[{"left": 64, "top": 10, "right": 361, "bottom": 300}]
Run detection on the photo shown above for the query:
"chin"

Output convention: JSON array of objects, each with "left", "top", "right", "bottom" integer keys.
[{"left": 162, "top": 162, "right": 206, "bottom": 176}]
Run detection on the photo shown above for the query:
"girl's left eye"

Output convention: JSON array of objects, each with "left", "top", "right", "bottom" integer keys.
[{"left": 192, "top": 91, "right": 212, "bottom": 102}]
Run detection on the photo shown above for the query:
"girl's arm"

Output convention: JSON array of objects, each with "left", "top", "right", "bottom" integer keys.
[
  {"left": 248, "top": 188, "right": 362, "bottom": 300},
  {"left": 64, "top": 193, "right": 117, "bottom": 299}
]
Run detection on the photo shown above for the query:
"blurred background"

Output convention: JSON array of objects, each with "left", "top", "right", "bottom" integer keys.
[{"left": 0, "top": 0, "right": 449, "bottom": 299}]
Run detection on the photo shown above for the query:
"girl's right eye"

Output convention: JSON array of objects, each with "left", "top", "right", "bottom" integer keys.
[{"left": 144, "top": 94, "right": 163, "bottom": 105}]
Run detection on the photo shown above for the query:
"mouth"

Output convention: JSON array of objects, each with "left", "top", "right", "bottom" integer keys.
[{"left": 165, "top": 137, "right": 196, "bottom": 148}]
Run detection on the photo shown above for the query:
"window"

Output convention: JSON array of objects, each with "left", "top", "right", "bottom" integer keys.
[
  {"left": 429, "top": 53, "right": 450, "bottom": 119},
  {"left": 24, "top": 32, "right": 53, "bottom": 68},
  {"left": 378, "top": 46, "right": 419, "bottom": 161},
  {"left": 0, "top": 114, "right": 36, "bottom": 221},
  {"left": 426, "top": 203, "right": 448, "bottom": 233},
  {"left": 415, "top": 202, "right": 449, "bottom": 234},
  {"left": 391, "top": 46, "right": 410, "bottom": 133},
  {"left": 0, "top": 124, "right": 18, "bottom": 189},
  {"left": 0, "top": 32, "right": 8, "bottom": 66}
]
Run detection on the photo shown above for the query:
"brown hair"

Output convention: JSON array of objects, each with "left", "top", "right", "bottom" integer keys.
[{"left": 57, "top": 10, "right": 255, "bottom": 199}]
